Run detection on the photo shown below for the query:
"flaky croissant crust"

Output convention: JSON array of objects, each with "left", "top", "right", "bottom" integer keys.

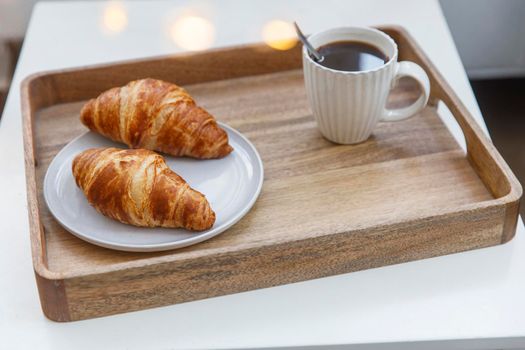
[
  {"left": 72, "top": 147, "right": 215, "bottom": 230},
  {"left": 80, "top": 78, "right": 233, "bottom": 159}
]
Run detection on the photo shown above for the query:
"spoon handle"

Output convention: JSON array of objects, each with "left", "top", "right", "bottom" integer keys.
[{"left": 293, "top": 22, "right": 323, "bottom": 62}]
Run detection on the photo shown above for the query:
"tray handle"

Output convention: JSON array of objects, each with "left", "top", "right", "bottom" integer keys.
[{"left": 380, "top": 25, "right": 521, "bottom": 200}]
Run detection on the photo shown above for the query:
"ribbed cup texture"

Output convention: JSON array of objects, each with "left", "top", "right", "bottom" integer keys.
[{"left": 304, "top": 55, "right": 396, "bottom": 144}]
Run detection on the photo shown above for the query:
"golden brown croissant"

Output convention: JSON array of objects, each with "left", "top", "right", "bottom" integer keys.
[
  {"left": 80, "top": 78, "right": 233, "bottom": 159},
  {"left": 72, "top": 147, "right": 215, "bottom": 230}
]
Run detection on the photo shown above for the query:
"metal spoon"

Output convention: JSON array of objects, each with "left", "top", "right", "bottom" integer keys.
[{"left": 293, "top": 22, "right": 323, "bottom": 62}]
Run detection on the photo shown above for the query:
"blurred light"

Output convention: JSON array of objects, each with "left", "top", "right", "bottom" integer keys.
[
  {"left": 170, "top": 15, "right": 215, "bottom": 51},
  {"left": 262, "top": 20, "right": 297, "bottom": 50},
  {"left": 101, "top": 1, "right": 128, "bottom": 34}
]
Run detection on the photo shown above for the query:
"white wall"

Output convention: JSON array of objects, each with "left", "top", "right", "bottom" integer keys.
[
  {"left": 440, "top": 0, "right": 525, "bottom": 79},
  {"left": 0, "top": 0, "right": 41, "bottom": 40}
]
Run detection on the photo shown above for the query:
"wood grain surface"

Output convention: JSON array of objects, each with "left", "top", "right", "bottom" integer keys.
[{"left": 21, "top": 26, "right": 522, "bottom": 321}]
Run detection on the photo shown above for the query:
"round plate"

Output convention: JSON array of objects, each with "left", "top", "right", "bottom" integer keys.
[{"left": 43, "top": 123, "right": 263, "bottom": 252}]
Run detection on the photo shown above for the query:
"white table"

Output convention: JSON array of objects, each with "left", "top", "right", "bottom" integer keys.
[{"left": 1, "top": 1, "right": 524, "bottom": 349}]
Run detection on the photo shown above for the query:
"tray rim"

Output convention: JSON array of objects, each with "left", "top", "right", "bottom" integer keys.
[{"left": 20, "top": 27, "right": 522, "bottom": 289}]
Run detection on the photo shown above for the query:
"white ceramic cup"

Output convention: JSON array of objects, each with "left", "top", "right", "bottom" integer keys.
[{"left": 303, "top": 27, "right": 430, "bottom": 144}]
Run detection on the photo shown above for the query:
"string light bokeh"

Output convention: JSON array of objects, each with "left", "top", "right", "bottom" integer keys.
[
  {"left": 262, "top": 20, "right": 297, "bottom": 50},
  {"left": 100, "top": 1, "right": 128, "bottom": 34},
  {"left": 169, "top": 15, "right": 215, "bottom": 51}
]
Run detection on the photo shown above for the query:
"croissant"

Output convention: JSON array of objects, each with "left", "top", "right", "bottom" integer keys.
[
  {"left": 72, "top": 147, "right": 215, "bottom": 230},
  {"left": 80, "top": 78, "right": 233, "bottom": 159}
]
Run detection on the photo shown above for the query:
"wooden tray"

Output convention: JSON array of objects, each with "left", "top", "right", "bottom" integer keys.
[{"left": 21, "top": 26, "right": 521, "bottom": 322}]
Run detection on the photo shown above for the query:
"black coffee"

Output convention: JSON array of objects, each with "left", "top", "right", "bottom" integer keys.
[{"left": 315, "top": 40, "right": 388, "bottom": 72}]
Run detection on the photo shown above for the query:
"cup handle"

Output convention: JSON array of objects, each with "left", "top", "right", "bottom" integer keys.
[{"left": 381, "top": 61, "right": 430, "bottom": 122}]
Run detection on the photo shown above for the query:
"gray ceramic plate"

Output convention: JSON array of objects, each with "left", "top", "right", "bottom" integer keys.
[{"left": 43, "top": 124, "right": 263, "bottom": 252}]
